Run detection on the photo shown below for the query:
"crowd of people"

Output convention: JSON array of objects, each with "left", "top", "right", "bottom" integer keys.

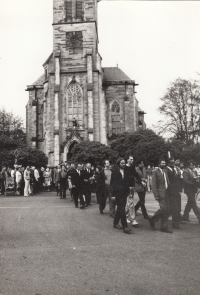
[{"left": 0, "top": 156, "right": 200, "bottom": 234}]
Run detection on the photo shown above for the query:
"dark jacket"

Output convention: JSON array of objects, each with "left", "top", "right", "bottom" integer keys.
[
  {"left": 71, "top": 170, "right": 84, "bottom": 190},
  {"left": 166, "top": 167, "right": 180, "bottom": 198},
  {"left": 110, "top": 167, "right": 130, "bottom": 199}
]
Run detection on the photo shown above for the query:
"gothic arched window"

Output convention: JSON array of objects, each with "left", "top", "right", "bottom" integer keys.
[
  {"left": 67, "top": 81, "right": 83, "bottom": 128},
  {"left": 111, "top": 101, "right": 121, "bottom": 135}
]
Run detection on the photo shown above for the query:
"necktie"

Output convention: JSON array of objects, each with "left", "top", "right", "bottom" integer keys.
[{"left": 163, "top": 171, "right": 168, "bottom": 189}]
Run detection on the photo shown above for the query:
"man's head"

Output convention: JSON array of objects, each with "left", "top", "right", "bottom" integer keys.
[
  {"left": 76, "top": 163, "right": 82, "bottom": 171},
  {"left": 159, "top": 159, "right": 166, "bottom": 170},
  {"left": 127, "top": 156, "right": 134, "bottom": 166},
  {"left": 168, "top": 158, "right": 175, "bottom": 168},
  {"left": 188, "top": 161, "right": 195, "bottom": 171},
  {"left": 117, "top": 158, "right": 126, "bottom": 169},
  {"left": 57, "top": 165, "right": 61, "bottom": 170},
  {"left": 61, "top": 165, "right": 65, "bottom": 171},
  {"left": 175, "top": 159, "right": 180, "bottom": 167},
  {"left": 180, "top": 162, "right": 184, "bottom": 169},
  {"left": 137, "top": 160, "right": 144, "bottom": 169},
  {"left": 86, "top": 163, "right": 91, "bottom": 169},
  {"left": 70, "top": 163, "right": 75, "bottom": 169},
  {"left": 104, "top": 160, "right": 110, "bottom": 169}
]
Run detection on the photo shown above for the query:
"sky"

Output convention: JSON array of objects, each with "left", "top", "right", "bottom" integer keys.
[{"left": 0, "top": 0, "right": 200, "bottom": 129}]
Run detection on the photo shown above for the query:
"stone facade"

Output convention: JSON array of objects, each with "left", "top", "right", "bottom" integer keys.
[{"left": 26, "top": 0, "right": 146, "bottom": 166}]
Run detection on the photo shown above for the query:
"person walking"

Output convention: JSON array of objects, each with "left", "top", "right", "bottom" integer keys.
[
  {"left": 24, "top": 166, "right": 31, "bottom": 196},
  {"left": 166, "top": 158, "right": 181, "bottom": 229},
  {"left": 149, "top": 159, "right": 172, "bottom": 233},
  {"left": 146, "top": 165, "right": 153, "bottom": 192},
  {"left": 71, "top": 163, "right": 85, "bottom": 208},
  {"left": 54, "top": 165, "right": 61, "bottom": 196},
  {"left": 111, "top": 158, "right": 132, "bottom": 234},
  {"left": 182, "top": 161, "right": 200, "bottom": 224},
  {"left": 43, "top": 167, "right": 51, "bottom": 192},
  {"left": 97, "top": 160, "right": 112, "bottom": 214},
  {"left": 83, "top": 163, "right": 94, "bottom": 206},
  {"left": 134, "top": 161, "right": 149, "bottom": 220},
  {"left": 58, "top": 165, "right": 68, "bottom": 199}
]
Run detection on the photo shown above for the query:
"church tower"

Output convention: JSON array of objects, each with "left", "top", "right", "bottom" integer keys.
[{"left": 41, "top": 0, "right": 106, "bottom": 165}]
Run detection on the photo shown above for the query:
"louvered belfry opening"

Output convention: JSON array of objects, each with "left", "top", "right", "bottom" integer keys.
[
  {"left": 65, "top": 1, "right": 72, "bottom": 21},
  {"left": 65, "top": 0, "right": 83, "bottom": 22},
  {"left": 76, "top": 0, "right": 83, "bottom": 20}
]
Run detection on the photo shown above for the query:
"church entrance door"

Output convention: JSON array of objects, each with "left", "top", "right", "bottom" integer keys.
[{"left": 67, "top": 141, "right": 78, "bottom": 160}]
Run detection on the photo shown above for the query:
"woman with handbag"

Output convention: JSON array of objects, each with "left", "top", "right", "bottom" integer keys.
[{"left": 135, "top": 161, "right": 149, "bottom": 220}]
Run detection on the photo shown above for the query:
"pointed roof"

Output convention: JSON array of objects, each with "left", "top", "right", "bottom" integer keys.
[
  {"left": 103, "top": 67, "right": 131, "bottom": 81},
  {"left": 32, "top": 73, "right": 45, "bottom": 86}
]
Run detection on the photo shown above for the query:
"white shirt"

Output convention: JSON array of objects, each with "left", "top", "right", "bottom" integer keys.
[
  {"left": 34, "top": 169, "right": 39, "bottom": 180},
  {"left": 120, "top": 169, "right": 124, "bottom": 179},
  {"left": 16, "top": 171, "right": 22, "bottom": 183},
  {"left": 11, "top": 169, "right": 15, "bottom": 178}
]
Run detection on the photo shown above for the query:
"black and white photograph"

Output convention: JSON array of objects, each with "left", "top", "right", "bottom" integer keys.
[{"left": 0, "top": 0, "right": 200, "bottom": 294}]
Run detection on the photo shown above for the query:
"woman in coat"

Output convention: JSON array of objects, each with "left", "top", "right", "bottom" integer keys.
[{"left": 135, "top": 161, "right": 149, "bottom": 220}]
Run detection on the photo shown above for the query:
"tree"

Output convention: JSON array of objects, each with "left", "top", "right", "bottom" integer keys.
[
  {"left": 157, "top": 78, "right": 200, "bottom": 144},
  {"left": 70, "top": 141, "right": 118, "bottom": 166},
  {"left": 0, "top": 109, "right": 26, "bottom": 143},
  {"left": 110, "top": 130, "right": 168, "bottom": 166}
]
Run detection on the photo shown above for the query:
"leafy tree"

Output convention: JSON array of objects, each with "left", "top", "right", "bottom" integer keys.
[
  {"left": 110, "top": 130, "right": 168, "bottom": 166},
  {"left": 70, "top": 141, "right": 118, "bottom": 166},
  {"left": 0, "top": 109, "right": 26, "bottom": 143},
  {"left": 157, "top": 78, "right": 200, "bottom": 144}
]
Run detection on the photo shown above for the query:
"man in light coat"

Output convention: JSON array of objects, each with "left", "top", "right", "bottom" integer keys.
[{"left": 149, "top": 159, "right": 172, "bottom": 233}]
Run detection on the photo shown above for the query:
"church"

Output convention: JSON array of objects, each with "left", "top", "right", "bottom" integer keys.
[{"left": 26, "top": 0, "right": 146, "bottom": 166}]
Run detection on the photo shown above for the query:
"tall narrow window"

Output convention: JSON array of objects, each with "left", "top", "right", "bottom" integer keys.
[
  {"left": 111, "top": 101, "right": 121, "bottom": 135},
  {"left": 67, "top": 80, "right": 83, "bottom": 128},
  {"left": 76, "top": 0, "right": 83, "bottom": 20},
  {"left": 65, "top": 1, "right": 72, "bottom": 21}
]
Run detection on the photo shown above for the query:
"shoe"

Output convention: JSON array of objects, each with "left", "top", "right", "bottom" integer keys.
[
  {"left": 149, "top": 218, "right": 156, "bottom": 230},
  {"left": 75, "top": 206, "right": 78, "bottom": 208},
  {"left": 113, "top": 224, "right": 122, "bottom": 230},
  {"left": 60, "top": 197, "right": 63, "bottom": 199},
  {"left": 132, "top": 220, "right": 139, "bottom": 227},
  {"left": 88, "top": 204, "right": 92, "bottom": 206},
  {"left": 161, "top": 229, "right": 173, "bottom": 234},
  {"left": 100, "top": 211, "right": 104, "bottom": 214},
  {"left": 80, "top": 205, "right": 85, "bottom": 209},
  {"left": 127, "top": 220, "right": 131, "bottom": 224},
  {"left": 123, "top": 227, "right": 132, "bottom": 234}
]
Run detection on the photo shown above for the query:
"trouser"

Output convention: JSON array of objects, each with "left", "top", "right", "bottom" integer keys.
[
  {"left": 183, "top": 191, "right": 200, "bottom": 221},
  {"left": 99, "top": 185, "right": 111, "bottom": 212},
  {"left": 60, "top": 181, "right": 67, "bottom": 198},
  {"left": 126, "top": 195, "right": 136, "bottom": 222},
  {"left": 135, "top": 191, "right": 148, "bottom": 219},
  {"left": 167, "top": 197, "right": 180, "bottom": 226},
  {"left": 33, "top": 180, "right": 40, "bottom": 194},
  {"left": 176, "top": 192, "right": 182, "bottom": 218},
  {"left": 55, "top": 181, "right": 60, "bottom": 195},
  {"left": 72, "top": 187, "right": 85, "bottom": 207},
  {"left": 85, "top": 187, "right": 91, "bottom": 205},
  {"left": 109, "top": 195, "right": 116, "bottom": 217},
  {"left": 0, "top": 179, "right": 5, "bottom": 194},
  {"left": 151, "top": 197, "right": 168, "bottom": 230},
  {"left": 147, "top": 176, "right": 152, "bottom": 192},
  {"left": 24, "top": 179, "right": 31, "bottom": 196},
  {"left": 114, "top": 198, "right": 128, "bottom": 229}
]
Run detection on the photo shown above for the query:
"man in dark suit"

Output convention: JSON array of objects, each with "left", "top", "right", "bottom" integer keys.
[
  {"left": 58, "top": 165, "right": 68, "bottom": 199},
  {"left": 166, "top": 158, "right": 181, "bottom": 229},
  {"left": 182, "top": 161, "right": 200, "bottom": 224},
  {"left": 83, "top": 162, "right": 94, "bottom": 206},
  {"left": 71, "top": 163, "right": 85, "bottom": 209},
  {"left": 110, "top": 158, "right": 132, "bottom": 234},
  {"left": 149, "top": 159, "right": 172, "bottom": 233}
]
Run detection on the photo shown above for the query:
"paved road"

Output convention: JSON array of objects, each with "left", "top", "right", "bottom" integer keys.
[{"left": 0, "top": 191, "right": 200, "bottom": 295}]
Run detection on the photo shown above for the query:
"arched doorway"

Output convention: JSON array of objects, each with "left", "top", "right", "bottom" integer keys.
[{"left": 67, "top": 141, "right": 78, "bottom": 160}]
